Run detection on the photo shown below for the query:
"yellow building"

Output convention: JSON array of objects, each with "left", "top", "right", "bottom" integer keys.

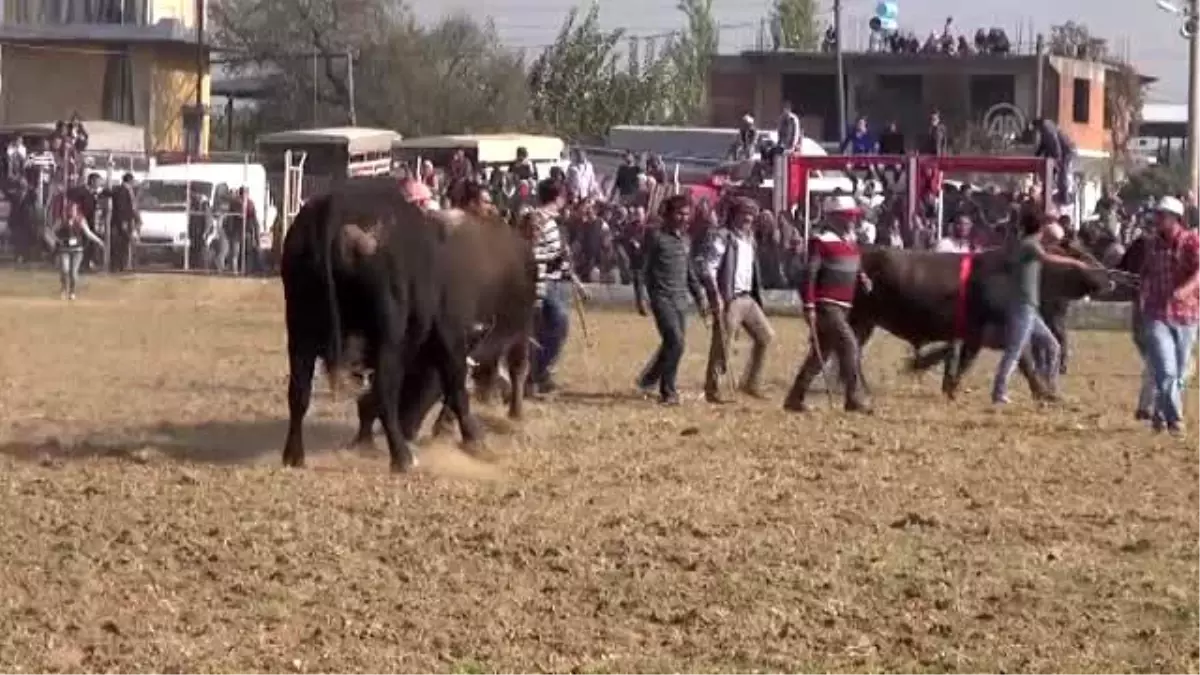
[{"left": 0, "top": 0, "right": 212, "bottom": 153}]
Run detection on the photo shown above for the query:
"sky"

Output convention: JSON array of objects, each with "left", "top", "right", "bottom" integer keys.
[{"left": 408, "top": 0, "right": 1189, "bottom": 103}]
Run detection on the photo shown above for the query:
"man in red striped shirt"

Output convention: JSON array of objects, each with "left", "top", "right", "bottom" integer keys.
[{"left": 784, "top": 195, "right": 872, "bottom": 413}]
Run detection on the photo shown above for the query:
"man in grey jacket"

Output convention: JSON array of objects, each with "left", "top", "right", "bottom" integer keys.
[{"left": 637, "top": 195, "right": 708, "bottom": 404}]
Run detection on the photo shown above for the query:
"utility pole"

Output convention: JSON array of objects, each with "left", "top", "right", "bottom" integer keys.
[
  {"left": 346, "top": 50, "right": 357, "bottom": 126},
  {"left": 1155, "top": 0, "right": 1198, "bottom": 191},
  {"left": 1187, "top": 0, "right": 1199, "bottom": 194},
  {"left": 834, "top": 0, "right": 847, "bottom": 138}
]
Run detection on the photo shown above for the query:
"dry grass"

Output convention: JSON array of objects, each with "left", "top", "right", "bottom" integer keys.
[{"left": 0, "top": 269, "right": 1196, "bottom": 674}]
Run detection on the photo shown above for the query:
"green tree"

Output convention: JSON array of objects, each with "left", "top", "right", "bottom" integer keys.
[
  {"left": 1119, "top": 164, "right": 1189, "bottom": 203},
  {"left": 1104, "top": 62, "right": 1146, "bottom": 182},
  {"left": 211, "top": 0, "right": 528, "bottom": 136},
  {"left": 663, "top": 0, "right": 718, "bottom": 124},
  {"left": 528, "top": 3, "right": 673, "bottom": 141},
  {"left": 770, "top": 0, "right": 820, "bottom": 51}
]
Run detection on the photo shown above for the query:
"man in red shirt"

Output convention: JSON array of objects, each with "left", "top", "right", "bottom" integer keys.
[
  {"left": 1138, "top": 195, "right": 1199, "bottom": 434},
  {"left": 783, "top": 195, "right": 871, "bottom": 413}
]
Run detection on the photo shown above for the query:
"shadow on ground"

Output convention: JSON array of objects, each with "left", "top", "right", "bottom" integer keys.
[
  {"left": 0, "top": 419, "right": 342, "bottom": 465},
  {"left": 0, "top": 411, "right": 524, "bottom": 467}
]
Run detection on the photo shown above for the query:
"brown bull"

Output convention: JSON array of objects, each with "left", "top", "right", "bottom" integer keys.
[{"left": 850, "top": 245, "right": 1117, "bottom": 399}]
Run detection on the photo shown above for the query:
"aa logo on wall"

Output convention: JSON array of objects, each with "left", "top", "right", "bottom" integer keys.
[{"left": 982, "top": 103, "right": 1027, "bottom": 146}]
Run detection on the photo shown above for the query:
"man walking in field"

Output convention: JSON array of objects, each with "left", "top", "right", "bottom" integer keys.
[
  {"left": 637, "top": 195, "right": 708, "bottom": 405},
  {"left": 1136, "top": 196, "right": 1199, "bottom": 434},
  {"left": 698, "top": 197, "right": 774, "bottom": 403},
  {"left": 784, "top": 195, "right": 871, "bottom": 413}
]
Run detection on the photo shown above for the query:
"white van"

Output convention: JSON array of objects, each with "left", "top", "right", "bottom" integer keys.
[{"left": 136, "top": 161, "right": 277, "bottom": 266}]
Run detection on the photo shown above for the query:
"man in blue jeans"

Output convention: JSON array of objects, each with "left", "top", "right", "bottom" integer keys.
[
  {"left": 1136, "top": 195, "right": 1199, "bottom": 434},
  {"left": 525, "top": 178, "right": 586, "bottom": 394},
  {"left": 992, "top": 211, "right": 1094, "bottom": 404}
]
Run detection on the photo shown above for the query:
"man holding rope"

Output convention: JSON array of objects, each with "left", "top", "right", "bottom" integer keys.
[{"left": 783, "top": 195, "right": 872, "bottom": 414}]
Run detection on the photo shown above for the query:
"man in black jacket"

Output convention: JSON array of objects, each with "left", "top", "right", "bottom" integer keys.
[
  {"left": 918, "top": 110, "right": 948, "bottom": 155},
  {"left": 109, "top": 173, "right": 139, "bottom": 272},
  {"left": 637, "top": 195, "right": 708, "bottom": 404},
  {"left": 878, "top": 122, "right": 906, "bottom": 155}
]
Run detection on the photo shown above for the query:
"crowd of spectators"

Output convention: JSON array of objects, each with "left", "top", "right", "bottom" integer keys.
[
  {"left": 868, "top": 18, "right": 1013, "bottom": 55},
  {"left": 2, "top": 116, "right": 90, "bottom": 193}
]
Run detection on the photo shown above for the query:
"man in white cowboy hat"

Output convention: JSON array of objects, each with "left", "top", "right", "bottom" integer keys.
[
  {"left": 1135, "top": 195, "right": 1199, "bottom": 434},
  {"left": 784, "top": 194, "right": 872, "bottom": 413}
]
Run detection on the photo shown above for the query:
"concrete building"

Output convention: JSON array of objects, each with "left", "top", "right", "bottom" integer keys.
[
  {"left": 1135, "top": 102, "right": 1188, "bottom": 166},
  {"left": 708, "top": 49, "right": 1149, "bottom": 162},
  {"left": 0, "top": 0, "right": 212, "bottom": 153}
]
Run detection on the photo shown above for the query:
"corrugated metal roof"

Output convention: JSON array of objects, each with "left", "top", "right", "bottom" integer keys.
[{"left": 257, "top": 127, "right": 401, "bottom": 153}]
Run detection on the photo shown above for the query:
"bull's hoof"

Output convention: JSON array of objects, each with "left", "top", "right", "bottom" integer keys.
[
  {"left": 782, "top": 400, "right": 811, "bottom": 413},
  {"left": 390, "top": 455, "right": 418, "bottom": 473},
  {"left": 282, "top": 452, "right": 305, "bottom": 469},
  {"left": 461, "top": 439, "right": 487, "bottom": 456},
  {"left": 846, "top": 401, "right": 874, "bottom": 415},
  {"left": 346, "top": 433, "right": 376, "bottom": 452}
]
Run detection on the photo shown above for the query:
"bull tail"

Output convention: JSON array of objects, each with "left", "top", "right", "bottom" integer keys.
[{"left": 319, "top": 194, "right": 347, "bottom": 397}]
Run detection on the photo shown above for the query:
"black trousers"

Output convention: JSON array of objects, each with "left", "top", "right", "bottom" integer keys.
[{"left": 639, "top": 297, "right": 688, "bottom": 398}]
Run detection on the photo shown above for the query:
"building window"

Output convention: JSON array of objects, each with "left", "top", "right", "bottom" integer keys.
[{"left": 1072, "top": 78, "right": 1090, "bottom": 124}]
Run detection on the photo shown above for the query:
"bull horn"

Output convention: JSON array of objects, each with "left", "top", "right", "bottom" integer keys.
[{"left": 341, "top": 223, "right": 379, "bottom": 256}]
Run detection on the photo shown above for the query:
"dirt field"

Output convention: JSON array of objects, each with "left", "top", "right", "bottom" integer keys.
[{"left": 0, "top": 270, "right": 1196, "bottom": 673}]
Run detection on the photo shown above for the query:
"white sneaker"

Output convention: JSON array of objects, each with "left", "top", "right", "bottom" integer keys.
[{"left": 68, "top": 293, "right": 76, "bottom": 301}]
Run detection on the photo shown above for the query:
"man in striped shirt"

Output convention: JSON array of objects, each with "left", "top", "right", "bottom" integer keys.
[
  {"left": 525, "top": 178, "right": 585, "bottom": 393},
  {"left": 783, "top": 195, "right": 872, "bottom": 413}
]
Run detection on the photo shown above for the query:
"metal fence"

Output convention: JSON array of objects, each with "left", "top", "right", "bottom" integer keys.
[{"left": 1, "top": 151, "right": 281, "bottom": 278}]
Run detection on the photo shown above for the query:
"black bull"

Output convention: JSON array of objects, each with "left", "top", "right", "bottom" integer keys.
[
  {"left": 350, "top": 210, "right": 538, "bottom": 446},
  {"left": 849, "top": 246, "right": 1121, "bottom": 398},
  {"left": 280, "top": 179, "right": 535, "bottom": 472}
]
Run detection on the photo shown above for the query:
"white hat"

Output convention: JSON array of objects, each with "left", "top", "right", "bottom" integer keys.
[
  {"left": 1155, "top": 195, "right": 1186, "bottom": 219},
  {"left": 742, "top": 114, "right": 755, "bottom": 125},
  {"left": 824, "top": 195, "right": 861, "bottom": 214}
]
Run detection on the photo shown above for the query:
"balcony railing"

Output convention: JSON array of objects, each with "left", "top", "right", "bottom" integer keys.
[
  {"left": 4, "top": 0, "right": 150, "bottom": 26},
  {"left": 0, "top": 0, "right": 203, "bottom": 42}
]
